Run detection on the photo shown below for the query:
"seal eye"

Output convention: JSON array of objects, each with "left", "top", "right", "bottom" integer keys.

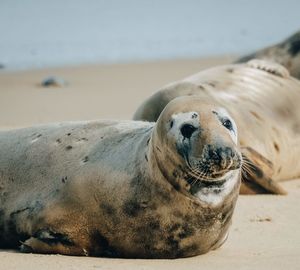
[
  {"left": 222, "top": 119, "right": 233, "bottom": 131},
  {"left": 180, "top": 124, "right": 197, "bottom": 139},
  {"left": 170, "top": 120, "right": 174, "bottom": 128}
]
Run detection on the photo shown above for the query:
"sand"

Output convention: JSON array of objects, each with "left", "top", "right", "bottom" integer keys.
[
  {"left": 0, "top": 57, "right": 299, "bottom": 269},
  {"left": 0, "top": 56, "right": 233, "bottom": 129}
]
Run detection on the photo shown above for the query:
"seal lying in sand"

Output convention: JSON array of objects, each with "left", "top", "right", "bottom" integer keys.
[
  {"left": 134, "top": 60, "right": 300, "bottom": 194},
  {"left": 236, "top": 30, "right": 300, "bottom": 80},
  {"left": 0, "top": 97, "right": 242, "bottom": 258}
]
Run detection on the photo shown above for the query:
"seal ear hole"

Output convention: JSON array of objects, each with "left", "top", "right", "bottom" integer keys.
[{"left": 180, "top": 124, "right": 197, "bottom": 139}]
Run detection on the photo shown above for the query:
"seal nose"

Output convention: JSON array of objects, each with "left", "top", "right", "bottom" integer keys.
[
  {"left": 180, "top": 124, "right": 197, "bottom": 139},
  {"left": 205, "top": 145, "right": 240, "bottom": 171}
]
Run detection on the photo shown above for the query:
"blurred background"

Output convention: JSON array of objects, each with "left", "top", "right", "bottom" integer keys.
[
  {"left": 0, "top": 0, "right": 299, "bottom": 128},
  {"left": 0, "top": 0, "right": 299, "bottom": 70}
]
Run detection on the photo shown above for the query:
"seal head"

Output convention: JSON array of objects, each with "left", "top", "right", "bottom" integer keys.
[{"left": 152, "top": 96, "right": 242, "bottom": 205}]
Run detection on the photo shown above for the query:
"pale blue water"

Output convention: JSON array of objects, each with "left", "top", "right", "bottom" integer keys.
[{"left": 0, "top": 0, "right": 299, "bottom": 70}]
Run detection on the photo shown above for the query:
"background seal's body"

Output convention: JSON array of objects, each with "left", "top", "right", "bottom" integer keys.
[{"left": 134, "top": 60, "right": 300, "bottom": 194}]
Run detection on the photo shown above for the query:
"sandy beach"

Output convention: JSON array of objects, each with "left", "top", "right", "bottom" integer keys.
[
  {"left": 0, "top": 57, "right": 299, "bottom": 269},
  {"left": 0, "top": 56, "right": 233, "bottom": 129}
]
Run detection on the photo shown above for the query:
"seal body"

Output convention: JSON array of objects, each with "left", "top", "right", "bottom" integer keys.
[
  {"left": 0, "top": 98, "right": 241, "bottom": 258},
  {"left": 134, "top": 60, "right": 300, "bottom": 193}
]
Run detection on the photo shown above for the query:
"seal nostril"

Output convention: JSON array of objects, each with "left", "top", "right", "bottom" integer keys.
[
  {"left": 180, "top": 124, "right": 197, "bottom": 139},
  {"left": 209, "top": 147, "right": 237, "bottom": 170}
]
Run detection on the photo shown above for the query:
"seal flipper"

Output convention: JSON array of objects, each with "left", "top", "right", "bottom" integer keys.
[
  {"left": 246, "top": 59, "right": 290, "bottom": 78},
  {"left": 235, "top": 30, "right": 300, "bottom": 79},
  {"left": 240, "top": 147, "right": 287, "bottom": 195},
  {"left": 20, "top": 229, "right": 88, "bottom": 256}
]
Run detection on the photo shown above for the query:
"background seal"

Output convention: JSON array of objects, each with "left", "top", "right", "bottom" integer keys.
[{"left": 134, "top": 60, "right": 300, "bottom": 194}]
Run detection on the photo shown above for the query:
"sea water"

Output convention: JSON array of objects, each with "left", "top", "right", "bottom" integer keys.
[{"left": 0, "top": 0, "right": 299, "bottom": 70}]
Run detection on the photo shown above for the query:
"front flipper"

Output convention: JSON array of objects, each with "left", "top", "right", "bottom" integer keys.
[
  {"left": 20, "top": 229, "right": 88, "bottom": 256},
  {"left": 240, "top": 147, "right": 287, "bottom": 195}
]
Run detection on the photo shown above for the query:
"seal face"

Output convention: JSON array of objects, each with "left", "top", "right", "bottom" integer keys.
[
  {"left": 0, "top": 97, "right": 241, "bottom": 258},
  {"left": 154, "top": 99, "right": 241, "bottom": 206}
]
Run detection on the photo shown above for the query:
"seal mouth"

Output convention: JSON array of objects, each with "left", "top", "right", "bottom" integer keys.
[
  {"left": 196, "top": 178, "right": 227, "bottom": 187},
  {"left": 185, "top": 174, "right": 227, "bottom": 189},
  {"left": 183, "top": 156, "right": 233, "bottom": 192}
]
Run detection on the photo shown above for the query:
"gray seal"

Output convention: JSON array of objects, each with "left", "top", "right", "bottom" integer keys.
[
  {"left": 134, "top": 60, "right": 300, "bottom": 194},
  {"left": 0, "top": 96, "right": 241, "bottom": 258}
]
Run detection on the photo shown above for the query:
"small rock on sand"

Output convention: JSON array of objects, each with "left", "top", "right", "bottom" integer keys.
[{"left": 41, "top": 76, "right": 68, "bottom": 87}]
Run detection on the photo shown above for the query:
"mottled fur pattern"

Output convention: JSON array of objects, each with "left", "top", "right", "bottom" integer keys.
[{"left": 0, "top": 99, "right": 241, "bottom": 258}]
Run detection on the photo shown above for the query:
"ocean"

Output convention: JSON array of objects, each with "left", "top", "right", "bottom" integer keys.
[{"left": 0, "top": 0, "right": 299, "bottom": 70}]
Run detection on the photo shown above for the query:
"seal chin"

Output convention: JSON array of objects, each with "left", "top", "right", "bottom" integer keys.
[
  {"left": 187, "top": 170, "right": 240, "bottom": 206},
  {"left": 194, "top": 178, "right": 227, "bottom": 188},
  {"left": 184, "top": 159, "right": 241, "bottom": 202}
]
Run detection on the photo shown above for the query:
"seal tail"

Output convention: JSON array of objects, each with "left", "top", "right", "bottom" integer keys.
[{"left": 235, "top": 30, "right": 300, "bottom": 79}]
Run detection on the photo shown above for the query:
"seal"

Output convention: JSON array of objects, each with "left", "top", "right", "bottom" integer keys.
[
  {"left": 0, "top": 96, "right": 242, "bottom": 258},
  {"left": 133, "top": 59, "right": 300, "bottom": 194},
  {"left": 236, "top": 30, "right": 300, "bottom": 79}
]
